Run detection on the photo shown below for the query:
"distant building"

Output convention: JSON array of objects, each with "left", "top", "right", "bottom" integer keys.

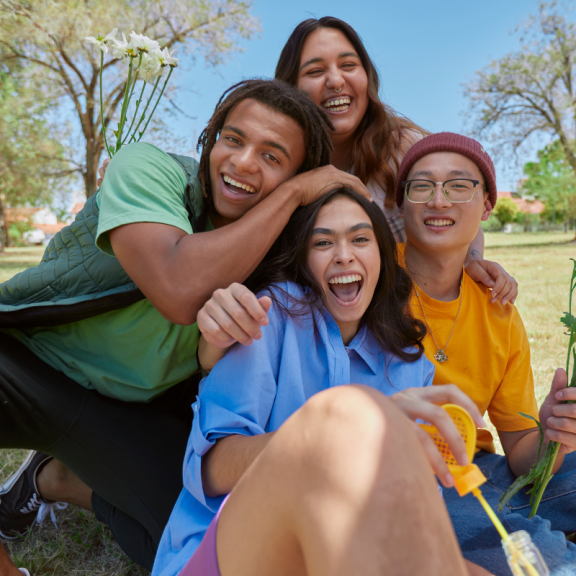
[
  {"left": 70, "top": 201, "right": 85, "bottom": 217},
  {"left": 497, "top": 191, "right": 545, "bottom": 215},
  {"left": 5, "top": 206, "right": 67, "bottom": 245}
]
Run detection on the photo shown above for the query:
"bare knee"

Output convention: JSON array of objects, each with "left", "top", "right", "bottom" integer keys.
[
  {"left": 274, "top": 386, "right": 412, "bottom": 492},
  {"left": 296, "top": 385, "right": 408, "bottom": 449}
]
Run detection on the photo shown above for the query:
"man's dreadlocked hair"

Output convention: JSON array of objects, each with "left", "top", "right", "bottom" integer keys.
[{"left": 197, "top": 79, "right": 334, "bottom": 210}]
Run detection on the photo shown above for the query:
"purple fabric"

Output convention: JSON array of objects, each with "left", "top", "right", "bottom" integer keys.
[{"left": 179, "top": 495, "right": 230, "bottom": 576}]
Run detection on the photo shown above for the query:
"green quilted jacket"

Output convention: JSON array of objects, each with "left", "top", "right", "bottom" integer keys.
[{"left": 0, "top": 153, "right": 205, "bottom": 329}]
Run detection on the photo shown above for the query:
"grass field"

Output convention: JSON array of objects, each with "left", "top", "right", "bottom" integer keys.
[{"left": 0, "top": 232, "right": 575, "bottom": 574}]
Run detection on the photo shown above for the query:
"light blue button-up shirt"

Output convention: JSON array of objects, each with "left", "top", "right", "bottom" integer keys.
[{"left": 153, "top": 282, "right": 435, "bottom": 576}]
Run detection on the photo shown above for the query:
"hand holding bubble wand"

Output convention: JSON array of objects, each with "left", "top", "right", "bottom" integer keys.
[{"left": 420, "top": 404, "right": 549, "bottom": 576}]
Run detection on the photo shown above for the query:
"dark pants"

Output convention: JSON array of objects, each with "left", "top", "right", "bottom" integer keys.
[{"left": 0, "top": 331, "right": 199, "bottom": 570}]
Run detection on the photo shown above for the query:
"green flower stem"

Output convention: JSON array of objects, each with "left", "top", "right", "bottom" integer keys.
[
  {"left": 122, "top": 79, "right": 146, "bottom": 147},
  {"left": 528, "top": 441, "right": 560, "bottom": 518},
  {"left": 137, "top": 67, "right": 173, "bottom": 141},
  {"left": 121, "top": 52, "right": 143, "bottom": 142},
  {"left": 115, "top": 56, "right": 136, "bottom": 152},
  {"left": 500, "top": 259, "right": 576, "bottom": 518},
  {"left": 129, "top": 75, "right": 162, "bottom": 143},
  {"left": 99, "top": 51, "right": 112, "bottom": 158}
]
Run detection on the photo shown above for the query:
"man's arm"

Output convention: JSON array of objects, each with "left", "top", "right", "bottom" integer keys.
[
  {"left": 500, "top": 368, "right": 576, "bottom": 476},
  {"left": 110, "top": 166, "right": 370, "bottom": 325},
  {"left": 464, "top": 226, "right": 518, "bottom": 305}
]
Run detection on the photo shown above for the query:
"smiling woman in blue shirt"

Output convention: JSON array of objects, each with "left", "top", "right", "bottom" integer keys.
[{"left": 152, "top": 187, "right": 490, "bottom": 576}]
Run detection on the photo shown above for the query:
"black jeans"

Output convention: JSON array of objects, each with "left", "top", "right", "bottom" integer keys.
[{"left": 0, "top": 331, "right": 199, "bottom": 570}]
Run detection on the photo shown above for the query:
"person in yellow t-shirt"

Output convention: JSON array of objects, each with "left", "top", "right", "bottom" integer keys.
[
  {"left": 395, "top": 132, "right": 576, "bottom": 576},
  {"left": 396, "top": 241, "right": 537, "bottom": 454}
]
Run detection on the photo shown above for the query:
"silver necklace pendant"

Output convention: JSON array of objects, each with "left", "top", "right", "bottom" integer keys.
[{"left": 434, "top": 350, "right": 448, "bottom": 363}]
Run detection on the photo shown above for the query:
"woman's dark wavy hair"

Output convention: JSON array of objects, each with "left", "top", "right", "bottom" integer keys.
[
  {"left": 246, "top": 187, "right": 426, "bottom": 363},
  {"left": 275, "top": 17, "right": 429, "bottom": 209},
  {"left": 197, "top": 78, "right": 334, "bottom": 212}
]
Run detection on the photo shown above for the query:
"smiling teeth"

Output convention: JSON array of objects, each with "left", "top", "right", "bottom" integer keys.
[
  {"left": 323, "top": 98, "right": 351, "bottom": 110},
  {"left": 425, "top": 219, "right": 454, "bottom": 227},
  {"left": 328, "top": 274, "right": 362, "bottom": 284},
  {"left": 223, "top": 174, "right": 256, "bottom": 194}
]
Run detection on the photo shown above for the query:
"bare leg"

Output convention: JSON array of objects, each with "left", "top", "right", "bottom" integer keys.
[
  {"left": 0, "top": 542, "right": 21, "bottom": 576},
  {"left": 217, "top": 385, "right": 469, "bottom": 576},
  {"left": 36, "top": 460, "right": 93, "bottom": 511}
]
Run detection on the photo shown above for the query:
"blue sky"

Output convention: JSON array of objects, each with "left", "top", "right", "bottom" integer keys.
[{"left": 168, "top": 0, "right": 547, "bottom": 191}]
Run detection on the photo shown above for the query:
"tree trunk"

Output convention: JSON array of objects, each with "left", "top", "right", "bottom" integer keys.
[
  {"left": 0, "top": 194, "right": 5, "bottom": 252},
  {"left": 83, "top": 144, "right": 101, "bottom": 198}
]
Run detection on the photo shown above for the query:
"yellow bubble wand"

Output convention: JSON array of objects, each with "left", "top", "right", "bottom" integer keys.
[{"left": 420, "top": 404, "right": 549, "bottom": 576}]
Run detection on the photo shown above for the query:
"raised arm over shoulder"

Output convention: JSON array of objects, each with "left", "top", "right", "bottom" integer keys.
[{"left": 106, "top": 161, "right": 371, "bottom": 324}]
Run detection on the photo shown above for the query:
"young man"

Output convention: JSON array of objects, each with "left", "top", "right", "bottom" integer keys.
[
  {"left": 395, "top": 132, "right": 576, "bottom": 576},
  {"left": 0, "top": 79, "right": 369, "bottom": 569}
]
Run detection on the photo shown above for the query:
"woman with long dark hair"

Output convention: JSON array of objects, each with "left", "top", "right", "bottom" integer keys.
[
  {"left": 152, "top": 187, "right": 490, "bottom": 576},
  {"left": 275, "top": 17, "right": 423, "bottom": 226}
]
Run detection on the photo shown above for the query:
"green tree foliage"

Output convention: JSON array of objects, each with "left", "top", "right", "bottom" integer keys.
[
  {"left": 522, "top": 139, "right": 576, "bottom": 230},
  {"left": 464, "top": 1, "right": 576, "bottom": 173},
  {"left": 492, "top": 197, "right": 520, "bottom": 225},
  {"left": 0, "top": 60, "right": 70, "bottom": 250},
  {"left": 0, "top": 0, "right": 260, "bottom": 198}
]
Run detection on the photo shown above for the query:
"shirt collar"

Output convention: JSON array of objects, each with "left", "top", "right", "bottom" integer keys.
[
  {"left": 346, "top": 325, "right": 380, "bottom": 375},
  {"left": 319, "top": 306, "right": 381, "bottom": 376}
]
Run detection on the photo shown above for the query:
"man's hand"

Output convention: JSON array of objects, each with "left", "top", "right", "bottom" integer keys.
[
  {"left": 284, "top": 165, "right": 372, "bottom": 206},
  {"left": 96, "top": 158, "right": 111, "bottom": 188},
  {"left": 389, "top": 385, "right": 486, "bottom": 488},
  {"left": 464, "top": 258, "right": 518, "bottom": 305},
  {"left": 540, "top": 368, "right": 576, "bottom": 457},
  {"left": 197, "top": 283, "right": 272, "bottom": 348}
]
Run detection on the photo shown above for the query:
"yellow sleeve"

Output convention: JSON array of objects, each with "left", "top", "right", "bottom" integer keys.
[{"left": 487, "top": 307, "right": 539, "bottom": 432}]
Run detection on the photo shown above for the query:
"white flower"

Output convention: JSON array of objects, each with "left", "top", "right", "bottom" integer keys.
[
  {"left": 138, "top": 51, "right": 163, "bottom": 82},
  {"left": 86, "top": 34, "right": 109, "bottom": 54},
  {"left": 105, "top": 29, "right": 119, "bottom": 45},
  {"left": 129, "top": 32, "right": 160, "bottom": 54},
  {"left": 108, "top": 32, "right": 129, "bottom": 60},
  {"left": 86, "top": 29, "right": 120, "bottom": 55},
  {"left": 158, "top": 47, "right": 178, "bottom": 68},
  {"left": 124, "top": 33, "right": 140, "bottom": 58}
]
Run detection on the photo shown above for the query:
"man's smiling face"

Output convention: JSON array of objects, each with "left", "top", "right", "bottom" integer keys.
[
  {"left": 402, "top": 152, "right": 493, "bottom": 254},
  {"left": 209, "top": 98, "right": 306, "bottom": 227}
]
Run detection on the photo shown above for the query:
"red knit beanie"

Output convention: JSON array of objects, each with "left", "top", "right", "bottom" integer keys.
[{"left": 395, "top": 132, "right": 497, "bottom": 209}]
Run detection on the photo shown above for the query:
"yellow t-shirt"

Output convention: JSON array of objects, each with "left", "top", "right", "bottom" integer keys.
[{"left": 397, "top": 243, "right": 539, "bottom": 452}]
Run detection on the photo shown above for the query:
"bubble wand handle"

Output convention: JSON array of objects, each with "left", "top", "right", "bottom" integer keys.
[
  {"left": 472, "top": 489, "right": 541, "bottom": 576},
  {"left": 419, "top": 404, "right": 547, "bottom": 576},
  {"left": 471, "top": 488, "right": 509, "bottom": 541}
]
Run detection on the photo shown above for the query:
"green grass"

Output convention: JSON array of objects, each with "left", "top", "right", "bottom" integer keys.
[
  {"left": 484, "top": 232, "right": 575, "bottom": 405},
  {"left": 0, "top": 247, "right": 45, "bottom": 283},
  {"left": 0, "top": 234, "right": 574, "bottom": 573},
  {"left": 482, "top": 232, "right": 575, "bottom": 453}
]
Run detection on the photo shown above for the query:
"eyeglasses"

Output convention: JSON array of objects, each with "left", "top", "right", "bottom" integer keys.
[{"left": 402, "top": 179, "right": 484, "bottom": 204}]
